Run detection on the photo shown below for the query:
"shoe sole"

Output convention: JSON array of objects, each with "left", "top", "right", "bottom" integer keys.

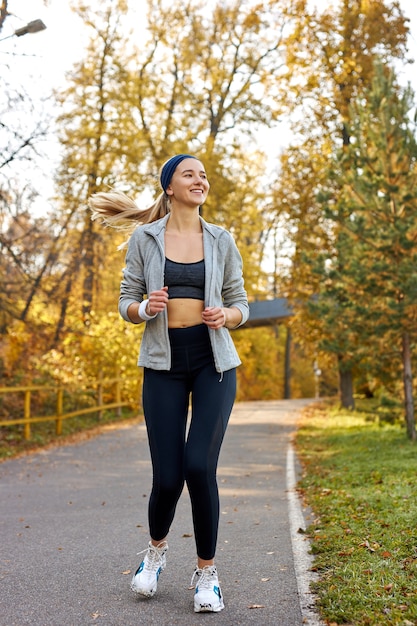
[
  {"left": 130, "top": 585, "right": 156, "bottom": 598},
  {"left": 194, "top": 602, "right": 225, "bottom": 613}
]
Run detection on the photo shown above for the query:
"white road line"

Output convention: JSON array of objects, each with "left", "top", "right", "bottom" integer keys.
[{"left": 286, "top": 444, "right": 323, "bottom": 626}]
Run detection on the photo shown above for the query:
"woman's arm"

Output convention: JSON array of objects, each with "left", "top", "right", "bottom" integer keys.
[{"left": 221, "top": 234, "right": 249, "bottom": 327}]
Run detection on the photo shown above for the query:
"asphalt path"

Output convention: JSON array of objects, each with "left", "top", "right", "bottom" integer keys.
[{"left": 1, "top": 399, "right": 320, "bottom": 626}]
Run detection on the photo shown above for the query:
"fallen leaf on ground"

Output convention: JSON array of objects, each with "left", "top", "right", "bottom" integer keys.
[
  {"left": 359, "top": 540, "right": 375, "bottom": 552},
  {"left": 248, "top": 604, "right": 265, "bottom": 609}
]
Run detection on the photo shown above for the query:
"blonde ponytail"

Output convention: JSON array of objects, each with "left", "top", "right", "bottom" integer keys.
[{"left": 88, "top": 190, "right": 170, "bottom": 232}]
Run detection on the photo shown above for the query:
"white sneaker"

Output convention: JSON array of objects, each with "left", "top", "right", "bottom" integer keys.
[
  {"left": 191, "top": 565, "right": 225, "bottom": 613},
  {"left": 130, "top": 541, "right": 168, "bottom": 598}
]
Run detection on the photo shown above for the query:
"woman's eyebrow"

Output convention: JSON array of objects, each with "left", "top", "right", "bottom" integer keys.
[{"left": 181, "top": 169, "right": 206, "bottom": 175}]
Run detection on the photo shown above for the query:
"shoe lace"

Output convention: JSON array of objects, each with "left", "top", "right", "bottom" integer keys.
[
  {"left": 137, "top": 542, "right": 167, "bottom": 572},
  {"left": 190, "top": 566, "right": 216, "bottom": 590}
]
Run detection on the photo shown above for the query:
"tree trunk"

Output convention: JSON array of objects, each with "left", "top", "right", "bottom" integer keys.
[
  {"left": 82, "top": 215, "right": 95, "bottom": 322},
  {"left": 284, "top": 326, "right": 291, "bottom": 399},
  {"left": 402, "top": 331, "right": 416, "bottom": 441},
  {"left": 338, "top": 357, "right": 354, "bottom": 409},
  {"left": 52, "top": 271, "right": 73, "bottom": 347}
]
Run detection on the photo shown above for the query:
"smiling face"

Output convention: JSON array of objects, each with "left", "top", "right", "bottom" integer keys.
[{"left": 165, "top": 158, "right": 210, "bottom": 207}]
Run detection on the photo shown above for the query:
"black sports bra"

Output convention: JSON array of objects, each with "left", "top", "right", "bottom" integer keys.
[{"left": 164, "top": 258, "right": 205, "bottom": 300}]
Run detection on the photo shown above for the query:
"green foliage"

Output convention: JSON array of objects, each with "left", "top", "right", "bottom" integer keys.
[
  {"left": 297, "top": 402, "right": 417, "bottom": 625},
  {"left": 276, "top": 1, "right": 412, "bottom": 411},
  {"left": 319, "top": 62, "right": 417, "bottom": 435},
  {"left": 282, "top": 58, "right": 417, "bottom": 424},
  {"left": 336, "top": 63, "right": 417, "bottom": 336},
  {"left": 34, "top": 311, "right": 142, "bottom": 404}
]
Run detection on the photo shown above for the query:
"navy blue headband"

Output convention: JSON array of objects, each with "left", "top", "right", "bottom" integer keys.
[{"left": 160, "top": 154, "right": 197, "bottom": 192}]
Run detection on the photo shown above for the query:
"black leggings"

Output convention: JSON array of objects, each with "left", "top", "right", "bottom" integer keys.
[{"left": 142, "top": 324, "right": 236, "bottom": 560}]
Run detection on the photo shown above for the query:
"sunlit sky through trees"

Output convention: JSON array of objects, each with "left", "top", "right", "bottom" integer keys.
[
  {"left": 2, "top": 0, "right": 417, "bottom": 210},
  {"left": 3, "top": 0, "right": 416, "bottom": 91}
]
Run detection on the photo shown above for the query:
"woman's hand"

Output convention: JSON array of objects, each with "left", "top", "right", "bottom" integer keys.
[
  {"left": 147, "top": 286, "right": 169, "bottom": 316},
  {"left": 202, "top": 306, "right": 226, "bottom": 330}
]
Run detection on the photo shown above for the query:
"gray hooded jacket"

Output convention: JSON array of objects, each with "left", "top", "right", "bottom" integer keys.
[{"left": 119, "top": 214, "right": 249, "bottom": 373}]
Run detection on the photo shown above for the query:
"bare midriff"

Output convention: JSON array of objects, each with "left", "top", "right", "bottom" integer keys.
[{"left": 167, "top": 298, "right": 205, "bottom": 328}]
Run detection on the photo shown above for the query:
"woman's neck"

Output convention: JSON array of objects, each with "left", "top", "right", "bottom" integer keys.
[{"left": 166, "top": 209, "right": 202, "bottom": 233}]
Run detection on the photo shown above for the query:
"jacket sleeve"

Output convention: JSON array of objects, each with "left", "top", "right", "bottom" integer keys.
[
  {"left": 118, "top": 229, "right": 147, "bottom": 323},
  {"left": 221, "top": 232, "right": 249, "bottom": 327}
]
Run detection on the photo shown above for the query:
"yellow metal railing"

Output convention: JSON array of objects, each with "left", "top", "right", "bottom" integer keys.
[{"left": 0, "top": 377, "right": 139, "bottom": 440}]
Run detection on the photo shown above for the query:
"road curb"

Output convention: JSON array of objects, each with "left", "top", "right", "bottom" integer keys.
[{"left": 286, "top": 445, "right": 324, "bottom": 626}]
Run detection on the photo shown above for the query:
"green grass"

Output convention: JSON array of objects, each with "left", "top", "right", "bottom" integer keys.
[{"left": 296, "top": 402, "right": 417, "bottom": 626}]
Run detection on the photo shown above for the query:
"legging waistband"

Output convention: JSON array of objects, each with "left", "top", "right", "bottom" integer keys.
[{"left": 168, "top": 324, "right": 210, "bottom": 347}]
